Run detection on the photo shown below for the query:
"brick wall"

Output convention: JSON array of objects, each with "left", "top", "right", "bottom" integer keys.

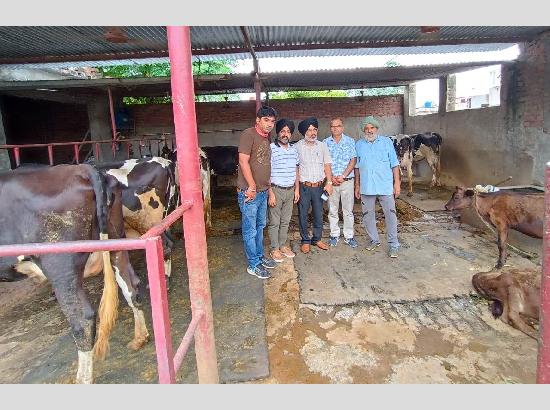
[
  {"left": 130, "top": 95, "right": 403, "bottom": 131},
  {"left": 2, "top": 96, "right": 89, "bottom": 165},
  {"left": 517, "top": 40, "right": 546, "bottom": 129}
]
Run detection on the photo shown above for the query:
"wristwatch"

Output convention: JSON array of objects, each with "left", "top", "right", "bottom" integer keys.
[{"left": 326, "top": 181, "right": 333, "bottom": 185}]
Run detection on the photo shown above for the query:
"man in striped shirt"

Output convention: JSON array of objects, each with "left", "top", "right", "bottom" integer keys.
[
  {"left": 295, "top": 117, "right": 333, "bottom": 254},
  {"left": 267, "top": 119, "right": 300, "bottom": 262}
]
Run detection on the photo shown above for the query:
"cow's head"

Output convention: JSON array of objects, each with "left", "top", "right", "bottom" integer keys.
[
  {"left": 395, "top": 136, "right": 413, "bottom": 161},
  {"left": 444, "top": 186, "right": 474, "bottom": 211}
]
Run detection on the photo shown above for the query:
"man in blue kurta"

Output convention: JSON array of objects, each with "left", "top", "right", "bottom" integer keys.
[{"left": 354, "top": 116, "right": 401, "bottom": 258}]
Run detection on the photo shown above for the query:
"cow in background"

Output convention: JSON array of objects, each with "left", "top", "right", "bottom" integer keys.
[
  {"left": 161, "top": 146, "right": 212, "bottom": 229},
  {"left": 472, "top": 269, "right": 540, "bottom": 339},
  {"left": 0, "top": 164, "right": 146, "bottom": 383},
  {"left": 390, "top": 132, "right": 442, "bottom": 196}
]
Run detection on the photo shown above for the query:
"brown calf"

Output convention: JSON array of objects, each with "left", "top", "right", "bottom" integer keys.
[
  {"left": 444, "top": 187, "right": 543, "bottom": 268},
  {"left": 472, "top": 269, "right": 540, "bottom": 339}
]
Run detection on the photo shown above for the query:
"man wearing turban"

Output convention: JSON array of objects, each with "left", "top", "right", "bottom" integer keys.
[
  {"left": 294, "top": 116, "right": 333, "bottom": 254},
  {"left": 267, "top": 119, "right": 300, "bottom": 262},
  {"left": 354, "top": 116, "right": 401, "bottom": 258}
]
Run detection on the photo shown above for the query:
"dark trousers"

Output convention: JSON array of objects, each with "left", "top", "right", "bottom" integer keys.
[{"left": 298, "top": 184, "right": 324, "bottom": 244}]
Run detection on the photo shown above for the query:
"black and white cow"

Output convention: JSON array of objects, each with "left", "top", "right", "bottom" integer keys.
[
  {"left": 0, "top": 164, "right": 146, "bottom": 383},
  {"left": 92, "top": 157, "right": 179, "bottom": 288},
  {"left": 160, "top": 147, "right": 212, "bottom": 228},
  {"left": 390, "top": 132, "right": 442, "bottom": 196}
]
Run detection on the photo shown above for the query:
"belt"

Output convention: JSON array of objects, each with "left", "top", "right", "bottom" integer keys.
[
  {"left": 271, "top": 183, "right": 294, "bottom": 190},
  {"left": 343, "top": 177, "right": 354, "bottom": 181},
  {"left": 301, "top": 181, "right": 324, "bottom": 188}
]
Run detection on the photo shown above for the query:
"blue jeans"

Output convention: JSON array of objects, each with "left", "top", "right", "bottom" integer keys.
[{"left": 237, "top": 189, "right": 268, "bottom": 268}]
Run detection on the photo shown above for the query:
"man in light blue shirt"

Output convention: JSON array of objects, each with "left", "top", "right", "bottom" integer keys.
[
  {"left": 324, "top": 117, "right": 357, "bottom": 248},
  {"left": 354, "top": 116, "right": 401, "bottom": 258}
]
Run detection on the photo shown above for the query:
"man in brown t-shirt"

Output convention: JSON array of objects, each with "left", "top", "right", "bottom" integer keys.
[{"left": 237, "top": 105, "right": 278, "bottom": 279}]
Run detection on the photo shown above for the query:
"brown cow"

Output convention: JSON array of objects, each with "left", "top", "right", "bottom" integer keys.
[
  {"left": 444, "top": 187, "right": 543, "bottom": 268},
  {"left": 472, "top": 269, "right": 540, "bottom": 339},
  {"left": 0, "top": 164, "right": 144, "bottom": 383}
]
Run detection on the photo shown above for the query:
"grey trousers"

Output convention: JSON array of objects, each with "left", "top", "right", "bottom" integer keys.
[
  {"left": 360, "top": 194, "right": 399, "bottom": 248},
  {"left": 328, "top": 179, "right": 355, "bottom": 239},
  {"left": 268, "top": 186, "right": 295, "bottom": 249}
]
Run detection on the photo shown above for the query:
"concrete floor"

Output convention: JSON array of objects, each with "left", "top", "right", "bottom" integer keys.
[
  {"left": 0, "top": 183, "right": 542, "bottom": 384},
  {"left": 259, "top": 183, "right": 541, "bottom": 384}
]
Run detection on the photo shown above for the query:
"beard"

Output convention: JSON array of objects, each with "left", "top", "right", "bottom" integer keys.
[
  {"left": 278, "top": 137, "right": 289, "bottom": 145},
  {"left": 305, "top": 135, "right": 317, "bottom": 142}
]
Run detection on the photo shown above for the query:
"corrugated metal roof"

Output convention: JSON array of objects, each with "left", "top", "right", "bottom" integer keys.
[
  {"left": 0, "top": 26, "right": 547, "bottom": 66},
  {"left": 0, "top": 43, "right": 519, "bottom": 70},
  {"left": 0, "top": 61, "right": 512, "bottom": 96}
]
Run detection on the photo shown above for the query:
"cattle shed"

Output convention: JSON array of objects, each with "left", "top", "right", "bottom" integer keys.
[
  {"left": 2, "top": 26, "right": 550, "bottom": 385},
  {"left": 0, "top": 26, "right": 549, "bottom": 188}
]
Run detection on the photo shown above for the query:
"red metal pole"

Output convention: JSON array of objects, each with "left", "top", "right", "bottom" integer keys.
[
  {"left": 141, "top": 202, "right": 192, "bottom": 239},
  {"left": 47, "top": 144, "right": 54, "bottom": 165},
  {"left": 108, "top": 87, "right": 117, "bottom": 141},
  {"left": 167, "top": 25, "right": 219, "bottom": 384},
  {"left": 0, "top": 237, "right": 148, "bottom": 257},
  {"left": 73, "top": 144, "right": 80, "bottom": 164},
  {"left": 144, "top": 236, "right": 175, "bottom": 384},
  {"left": 13, "top": 147, "right": 20, "bottom": 167},
  {"left": 95, "top": 143, "right": 101, "bottom": 162},
  {"left": 173, "top": 311, "right": 204, "bottom": 373},
  {"left": 537, "top": 164, "right": 550, "bottom": 383}
]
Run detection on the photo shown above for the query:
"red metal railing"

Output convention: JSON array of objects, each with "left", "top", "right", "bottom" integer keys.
[
  {"left": 537, "top": 164, "right": 550, "bottom": 383},
  {"left": 0, "top": 201, "right": 209, "bottom": 383},
  {"left": 0, "top": 134, "right": 176, "bottom": 168}
]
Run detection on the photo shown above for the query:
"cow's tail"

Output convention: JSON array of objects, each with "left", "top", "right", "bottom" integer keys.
[{"left": 88, "top": 167, "right": 119, "bottom": 360}]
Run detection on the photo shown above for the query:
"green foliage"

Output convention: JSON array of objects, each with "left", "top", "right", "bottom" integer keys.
[
  {"left": 268, "top": 87, "right": 404, "bottom": 100},
  {"left": 97, "top": 60, "right": 235, "bottom": 79},
  {"left": 269, "top": 90, "right": 348, "bottom": 99},
  {"left": 123, "top": 96, "right": 172, "bottom": 105},
  {"left": 98, "top": 60, "right": 236, "bottom": 105},
  {"left": 192, "top": 60, "right": 235, "bottom": 75},
  {"left": 384, "top": 59, "right": 401, "bottom": 68},
  {"left": 195, "top": 94, "right": 241, "bottom": 102},
  {"left": 347, "top": 87, "right": 405, "bottom": 97},
  {"left": 98, "top": 63, "right": 170, "bottom": 78}
]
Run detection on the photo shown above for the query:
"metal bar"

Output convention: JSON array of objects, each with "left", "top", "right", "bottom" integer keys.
[
  {"left": 107, "top": 87, "right": 118, "bottom": 141},
  {"left": 145, "top": 236, "right": 175, "bottom": 384},
  {"left": 0, "top": 136, "right": 176, "bottom": 149},
  {"left": 537, "top": 163, "right": 550, "bottom": 383},
  {"left": 95, "top": 143, "right": 101, "bottom": 161},
  {"left": 141, "top": 202, "right": 193, "bottom": 239},
  {"left": 47, "top": 144, "right": 54, "bottom": 165},
  {"left": 73, "top": 144, "right": 80, "bottom": 164},
  {"left": 167, "top": 25, "right": 219, "bottom": 384},
  {"left": 13, "top": 147, "right": 20, "bottom": 167},
  {"left": 126, "top": 142, "right": 131, "bottom": 159},
  {"left": 112, "top": 141, "right": 116, "bottom": 159},
  {"left": 254, "top": 73, "right": 262, "bottom": 113},
  {"left": 173, "top": 311, "right": 205, "bottom": 373},
  {"left": 0, "top": 237, "right": 148, "bottom": 258}
]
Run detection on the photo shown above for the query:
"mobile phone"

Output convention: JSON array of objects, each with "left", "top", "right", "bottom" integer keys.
[{"left": 321, "top": 190, "right": 329, "bottom": 201}]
